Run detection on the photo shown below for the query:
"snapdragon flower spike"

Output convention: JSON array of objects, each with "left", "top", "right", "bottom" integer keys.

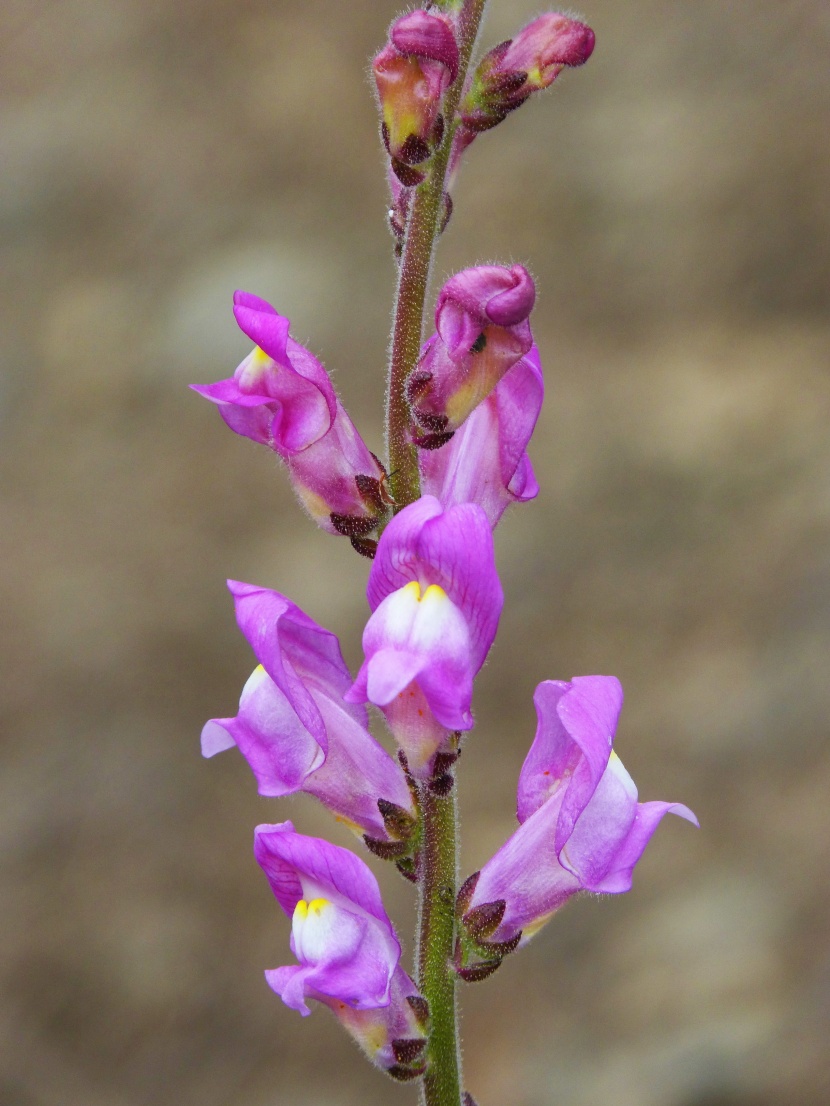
[
  {"left": 419, "top": 344, "right": 543, "bottom": 528},
  {"left": 408, "top": 265, "right": 535, "bottom": 438},
  {"left": 192, "top": 292, "right": 387, "bottom": 542},
  {"left": 347, "top": 496, "right": 502, "bottom": 774},
  {"left": 201, "top": 582, "right": 415, "bottom": 841},
  {"left": 461, "top": 13, "right": 596, "bottom": 134},
  {"left": 462, "top": 677, "right": 697, "bottom": 949},
  {"left": 256, "top": 822, "right": 427, "bottom": 1077},
  {"left": 374, "top": 9, "right": 459, "bottom": 185}
]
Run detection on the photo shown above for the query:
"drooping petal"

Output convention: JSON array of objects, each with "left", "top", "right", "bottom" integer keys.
[
  {"left": 419, "top": 347, "right": 543, "bottom": 527},
  {"left": 201, "top": 664, "right": 325, "bottom": 796}
]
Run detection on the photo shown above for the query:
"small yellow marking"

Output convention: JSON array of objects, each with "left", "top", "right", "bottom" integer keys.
[
  {"left": 294, "top": 900, "right": 309, "bottom": 920},
  {"left": 422, "top": 584, "right": 447, "bottom": 603},
  {"left": 308, "top": 898, "right": 328, "bottom": 916},
  {"left": 251, "top": 345, "right": 271, "bottom": 367}
]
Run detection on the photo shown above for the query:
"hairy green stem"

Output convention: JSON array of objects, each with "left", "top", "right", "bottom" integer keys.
[
  {"left": 385, "top": 0, "right": 488, "bottom": 511},
  {"left": 417, "top": 784, "right": 461, "bottom": 1106},
  {"left": 382, "top": 5, "right": 488, "bottom": 1103}
]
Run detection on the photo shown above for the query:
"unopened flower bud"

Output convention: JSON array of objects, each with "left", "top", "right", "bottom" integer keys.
[
  {"left": 461, "top": 13, "right": 595, "bottom": 132},
  {"left": 374, "top": 10, "right": 459, "bottom": 179}
]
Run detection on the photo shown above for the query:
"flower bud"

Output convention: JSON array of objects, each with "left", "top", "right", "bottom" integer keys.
[
  {"left": 461, "top": 13, "right": 595, "bottom": 132},
  {"left": 374, "top": 10, "right": 459, "bottom": 181}
]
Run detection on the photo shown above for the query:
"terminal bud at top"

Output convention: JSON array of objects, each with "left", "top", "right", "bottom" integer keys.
[{"left": 374, "top": 9, "right": 459, "bottom": 181}]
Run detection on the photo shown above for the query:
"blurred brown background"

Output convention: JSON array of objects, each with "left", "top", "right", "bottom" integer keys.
[{"left": 2, "top": 1, "right": 829, "bottom": 1104}]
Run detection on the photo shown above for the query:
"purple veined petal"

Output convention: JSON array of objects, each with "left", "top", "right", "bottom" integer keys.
[{"left": 367, "top": 497, "right": 503, "bottom": 675}]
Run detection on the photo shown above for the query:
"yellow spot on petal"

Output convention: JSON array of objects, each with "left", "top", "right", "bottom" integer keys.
[
  {"left": 308, "top": 898, "right": 329, "bottom": 916},
  {"left": 293, "top": 900, "right": 309, "bottom": 920},
  {"left": 422, "top": 584, "right": 448, "bottom": 603},
  {"left": 403, "top": 580, "right": 423, "bottom": 601},
  {"left": 252, "top": 345, "right": 272, "bottom": 367}
]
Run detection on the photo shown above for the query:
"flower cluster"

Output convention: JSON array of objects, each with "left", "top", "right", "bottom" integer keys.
[{"left": 194, "top": 4, "right": 696, "bottom": 1097}]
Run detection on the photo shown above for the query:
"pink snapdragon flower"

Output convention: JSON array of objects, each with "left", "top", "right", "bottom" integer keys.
[
  {"left": 419, "top": 344, "right": 543, "bottom": 527},
  {"left": 408, "top": 265, "right": 535, "bottom": 441},
  {"left": 192, "top": 292, "right": 387, "bottom": 540},
  {"left": 461, "top": 677, "right": 697, "bottom": 947},
  {"left": 256, "top": 823, "right": 428, "bottom": 1078},
  {"left": 202, "top": 581, "right": 414, "bottom": 841},
  {"left": 347, "top": 496, "right": 502, "bottom": 773}
]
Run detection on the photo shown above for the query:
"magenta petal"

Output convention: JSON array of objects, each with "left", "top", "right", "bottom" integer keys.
[
  {"left": 232, "top": 290, "right": 292, "bottom": 367},
  {"left": 469, "top": 794, "right": 580, "bottom": 942},
  {"left": 255, "top": 823, "right": 397, "bottom": 931},
  {"left": 589, "top": 800, "right": 699, "bottom": 893},
  {"left": 255, "top": 824, "right": 401, "bottom": 1013},
  {"left": 329, "top": 966, "right": 427, "bottom": 1072},
  {"left": 367, "top": 497, "right": 502, "bottom": 673},
  {"left": 419, "top": 347, "right": 543, "bottom": 527},
  {"left": 229, "top": 580, "right": 364, "bottom": 736},
  {"left": 391, "top": 9, "right": 459, "bottom": 82},
  {"left": 436, "top": 264, "right": 536, "bottom": 356},
  {"left": 553, "top": 676, "right": 624, "bottom": 852}
]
